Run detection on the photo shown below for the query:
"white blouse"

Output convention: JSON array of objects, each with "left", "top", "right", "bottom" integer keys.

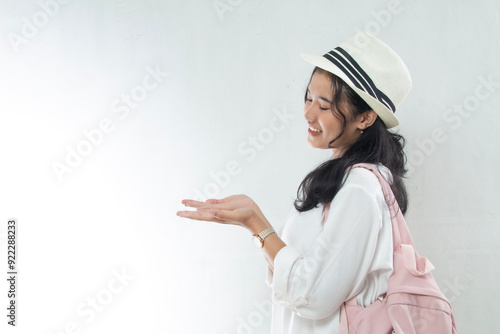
[{"left": 266, "top": 163, "right": 394, "bottom": 334}]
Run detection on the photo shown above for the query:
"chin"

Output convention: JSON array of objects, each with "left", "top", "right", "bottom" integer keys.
[
  {"left": 308, "top": 142, "right": 325, "bottom": 150},
  {"left": 307, "top": 139, "right": 318, "bottom": 148}
]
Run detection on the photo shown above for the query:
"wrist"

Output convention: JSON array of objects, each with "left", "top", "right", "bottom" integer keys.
[{"left": 247, "top": 214, "right": 271, "bottom": 235}]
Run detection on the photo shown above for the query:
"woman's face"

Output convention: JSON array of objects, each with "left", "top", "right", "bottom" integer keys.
[{"left": 304, "top": 70, "right": 361, "bottom": 157}]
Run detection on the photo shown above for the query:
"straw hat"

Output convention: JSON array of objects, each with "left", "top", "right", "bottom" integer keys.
[{"left": 300, "top": 31, "right": 412, "bottom": 128}]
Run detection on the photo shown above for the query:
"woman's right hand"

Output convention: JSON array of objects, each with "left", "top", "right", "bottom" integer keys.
[
  {"left": 204, "top": 194, "right": 269, "bottom": 226},
  {"left": 180, "top": 194, "right": 272, "bottom": 233}
]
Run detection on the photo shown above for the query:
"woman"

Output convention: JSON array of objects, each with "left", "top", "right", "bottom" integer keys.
[{"left": 176, "top": 31, "right": 412, "bottom": 333}]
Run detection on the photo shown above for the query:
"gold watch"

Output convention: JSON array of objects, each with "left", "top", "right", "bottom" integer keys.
[{"left": 252, "top": 227, "right": 276, "bottom": 248}]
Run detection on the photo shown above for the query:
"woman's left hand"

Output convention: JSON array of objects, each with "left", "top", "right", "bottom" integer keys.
[{"left": 176, "top": 194, "right": 269, "bottom": 234}]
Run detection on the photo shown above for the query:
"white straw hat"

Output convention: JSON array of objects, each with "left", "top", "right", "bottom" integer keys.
[{"left": 300, "top": 31, "right": 412, "bottom": 128}]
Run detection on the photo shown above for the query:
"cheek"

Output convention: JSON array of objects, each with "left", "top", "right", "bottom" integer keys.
[{"left": 320, "top": 116, "right": 336, "bottom": 132}]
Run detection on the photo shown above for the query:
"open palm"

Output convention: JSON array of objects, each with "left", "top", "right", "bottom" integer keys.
[{"left": 178, "top": 194, "right": 269, "bottom": 232}]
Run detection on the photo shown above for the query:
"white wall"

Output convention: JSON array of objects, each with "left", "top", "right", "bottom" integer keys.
[{"left": 0, "top": 0, "right": 498, "bottom": 333}]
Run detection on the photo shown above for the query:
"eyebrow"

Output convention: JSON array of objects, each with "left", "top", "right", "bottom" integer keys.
[{"left": 306, "top": 88, "right": 333, "bottom": 104}]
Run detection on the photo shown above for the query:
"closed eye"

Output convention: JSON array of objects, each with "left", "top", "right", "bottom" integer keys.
[{"left": 305, "top": 93, "right": 312, "bottom": 103}]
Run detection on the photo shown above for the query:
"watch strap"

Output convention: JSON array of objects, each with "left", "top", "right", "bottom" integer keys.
[{"left": 256, "top": 227, "right": 276, "bottom": 241}]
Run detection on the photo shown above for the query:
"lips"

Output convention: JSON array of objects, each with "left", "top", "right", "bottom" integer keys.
[
  {"left": 309, "top": 125, "right": 322, "bottom": 132},
  {"left": 308, "top": 126, "right": 322, "bottom": 136}
]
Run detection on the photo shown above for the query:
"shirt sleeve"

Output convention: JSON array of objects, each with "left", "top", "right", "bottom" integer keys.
[
  {"left": 268, "top": 171, "right": 387, "bottom": 320},
  {"left": 266, "top": 206, "right": 296, "bottom": 288}
]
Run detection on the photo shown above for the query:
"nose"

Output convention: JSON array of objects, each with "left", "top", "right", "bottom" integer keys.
[{"left": 304, "top": 100, "right": 318, "bottom": 123}]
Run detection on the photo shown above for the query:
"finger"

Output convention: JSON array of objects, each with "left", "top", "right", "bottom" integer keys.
[
  {"left": 176, "top": 210, "right": 226, "bottom": 223},
  {"left": 205, "top": 199, "right": 218, "bottom": 204},
  {"left": 184, "top": 199, "right": 228, "bottom": 210},
  {"left": 185, "top": 199, "right": 236, "bottom": 212},
  {"left": 182, "top": 199, "right": 204, "bottom": 207},
  {"left": 183, "top": 200, "right": 214, "bottom": 210},
  {"left": 207, "top": 195, "right": 238, "bottom": 204}
]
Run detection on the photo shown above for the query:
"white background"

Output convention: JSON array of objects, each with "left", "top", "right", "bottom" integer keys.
[{"left": 0, "top": 0, "right": 498, "bottom": 333}]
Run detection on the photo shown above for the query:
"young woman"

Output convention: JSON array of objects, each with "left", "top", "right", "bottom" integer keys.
[{"left": 176, "top": 31, "right": 412, "bottom": 333}]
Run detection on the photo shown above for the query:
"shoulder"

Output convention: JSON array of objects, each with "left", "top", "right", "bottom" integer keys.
[
  {"left": 336, "top": 164, "right": 392, "bottom": 215},
  {"left": 344, "top": 163, "right": 391, "bottom": 188},
  {"left": 324, "top": 164, "right": 391, "bottom": 229}
]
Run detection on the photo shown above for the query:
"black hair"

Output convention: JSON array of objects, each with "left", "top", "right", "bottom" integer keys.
[{"left": 293, "top": 67, "right": 409, "bottom": 215}]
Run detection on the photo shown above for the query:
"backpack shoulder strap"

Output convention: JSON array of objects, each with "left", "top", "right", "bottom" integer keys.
[
  {"left": 348, "top": 163, "right": 414, "bottom": 250},
  {"left": 351, "top": 164, "right": 436, "bottom": 275}
]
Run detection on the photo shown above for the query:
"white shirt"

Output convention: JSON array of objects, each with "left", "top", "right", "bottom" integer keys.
[{"left": 266, "top": 163, "right": 394, "bottom": 334}]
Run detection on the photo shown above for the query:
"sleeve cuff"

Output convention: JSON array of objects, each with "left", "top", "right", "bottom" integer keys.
[
  {"left": 266, "top": 263, "right": 273, "bottom": 288},
  {"left": 270, "top": 246, "right": 308, "bottom": 308}
]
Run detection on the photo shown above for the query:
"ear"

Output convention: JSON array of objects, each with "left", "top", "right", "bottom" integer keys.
[{"left": 356, "top": 110, "right": 378, "bottom": 130}]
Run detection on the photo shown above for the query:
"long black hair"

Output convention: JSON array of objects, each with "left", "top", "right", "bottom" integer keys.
[{"left": 294, "top": 67, "right": 409, "bottom": 215}]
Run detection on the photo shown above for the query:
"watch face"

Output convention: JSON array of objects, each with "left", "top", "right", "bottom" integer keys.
[{"left": 252, "top": 236, "right": 263, "bottom": 248}]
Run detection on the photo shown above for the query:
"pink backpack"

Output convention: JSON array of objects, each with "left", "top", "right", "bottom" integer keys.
[{"left": 335, "top": 163, "right": 457, "bottom": 334}]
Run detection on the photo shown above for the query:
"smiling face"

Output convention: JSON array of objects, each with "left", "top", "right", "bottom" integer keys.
[{"left": 304, "top": 69, "right": 364, "bottom": 158}]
